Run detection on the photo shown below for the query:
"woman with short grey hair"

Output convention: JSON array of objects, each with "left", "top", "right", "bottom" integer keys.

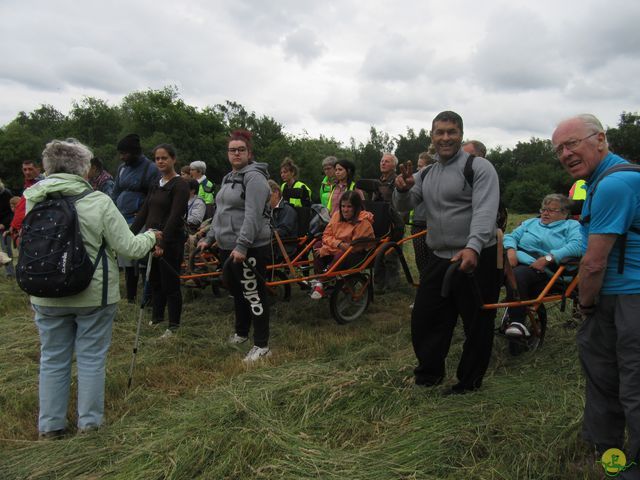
[
  {"left": 502, "top": 193, "right": 581, "bottom": 339},
  {"left": 24, "top": 138, "right": 161, "bottom": 439}
]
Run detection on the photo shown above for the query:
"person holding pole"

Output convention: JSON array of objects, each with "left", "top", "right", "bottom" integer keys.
[{"left": 24, "top": 138, "right": 160, "bottom": 439}]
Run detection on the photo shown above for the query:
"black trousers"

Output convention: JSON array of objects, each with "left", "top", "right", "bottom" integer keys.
[
  {"left": 506, "top": 265, "right": 549, "bottom": 321},
  {"left": 150, "top": 240, "right": 185, "bottom": 329},
  {"left": 411, "top": 225, "right": 429, "bottom": 279},
  {"left": 411, "top": 245, "right": 501, "bottom": 389},
  {"left": 220, "top": 246, "right": 271, "bottom": 348}
]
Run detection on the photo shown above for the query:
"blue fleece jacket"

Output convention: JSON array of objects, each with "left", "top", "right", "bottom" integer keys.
[{"left": 503, "top": 217, "right": 582, "bottom": 265}]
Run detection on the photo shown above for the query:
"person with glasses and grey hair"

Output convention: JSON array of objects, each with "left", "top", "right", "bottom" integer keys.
[
  {"left": 189, "top": 160, "right": 215, "bottom": 219},
  {"left": 553, "top": 114, "right": 640, "bottom": 473},
  {"left": 319, "top": 156, "right": 337, "bottom": 208},
  {"left": 23, "top": 138, "right": 161, "bottom": 439},
  {"left": 502, "top": 193, "right": 581, "bottom": 337}
]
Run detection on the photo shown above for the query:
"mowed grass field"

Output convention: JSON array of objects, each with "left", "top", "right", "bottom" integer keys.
[{"left": 0, "top": 214, "right": 602, "bottom": 479}]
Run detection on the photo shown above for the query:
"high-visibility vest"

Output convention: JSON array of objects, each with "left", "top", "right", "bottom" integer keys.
[
  {"left": 198, "top": 178, "right": 215, "bottom": 204},
  {"left": 280, "top": 180, "right": 312, "bottom": 207},
  {"left": 319, "top": 176, "right": 332, "bottom": 207},
  {"left": 326, "top": 181, "right": 356, "bottom": 213},
  {"left": 569, "top": 179, "right": 586, "bottom": 200}
]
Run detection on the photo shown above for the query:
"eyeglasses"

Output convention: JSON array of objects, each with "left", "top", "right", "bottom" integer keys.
[
  {"left": 228, "top": 147, "right": 248, "bottom": 154},
  {"left": 539, "top": 208, "right": 563, "bottom": 214},
  {"left": 554, "top": 132, "right": 598, "bottom": 157}
]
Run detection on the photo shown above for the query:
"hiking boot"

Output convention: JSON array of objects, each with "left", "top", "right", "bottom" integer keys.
[
  {"left": 148, "top": 318, "right": 163, "bottom": 327},
  {"left": 310, "top": 284, "right": 325, "bottom": 300},
  {"left": 38, "top": 429, "right": 67, "bottom": 440},
  {"left": 505, "top": 322, "right": 530, "bottom": 337},
  {"left": 159, "top": 329, "right": 175, "bottom": 340},
  {"left": 228, "top": 333, "right": 249, "bottom": 344},
  {"left": 243, "top": 345, "right": 272, "bottom": 363}
]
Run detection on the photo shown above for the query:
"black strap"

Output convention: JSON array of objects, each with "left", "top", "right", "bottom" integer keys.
[
  {"left": 463, "top": 154, "right": 476, "bottom": 188},
  {"left": 92, "top": 241, "right": 108, "bottom": 306},
  {"left": 581, "top": 163, "right": 640, "bottom": 274},
  {"left": 419, "top": 155, "right": 476, "bottom": 185}
]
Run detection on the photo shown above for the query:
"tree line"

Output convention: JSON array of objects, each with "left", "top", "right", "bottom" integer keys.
[{"left": 0, "top": 86, "right": 638, "bottom": 213}]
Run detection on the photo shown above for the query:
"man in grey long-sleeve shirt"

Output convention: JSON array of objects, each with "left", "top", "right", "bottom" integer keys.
[{"left": 393, "top": 111, "right": 501, "bottom": 394}]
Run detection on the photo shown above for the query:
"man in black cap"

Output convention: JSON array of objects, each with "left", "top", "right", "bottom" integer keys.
[{"left": 112, "top": 133, "right": 160, "bottom": 303}]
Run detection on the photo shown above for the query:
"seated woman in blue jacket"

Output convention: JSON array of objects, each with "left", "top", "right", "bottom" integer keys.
[{"left": 502, "top": 194, "right": 582, "bottom": 337}]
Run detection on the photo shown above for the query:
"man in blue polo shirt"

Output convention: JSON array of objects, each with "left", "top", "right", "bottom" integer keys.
[{"left": 553, "top": 114, "right": 640, "bottom": 477}]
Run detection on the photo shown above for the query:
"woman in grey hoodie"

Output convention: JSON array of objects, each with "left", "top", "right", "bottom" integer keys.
[{"left": 198, "top": 129, "right": 272, "bottom": 363}]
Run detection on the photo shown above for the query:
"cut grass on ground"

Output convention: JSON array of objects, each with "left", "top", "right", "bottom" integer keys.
[{"left": 0, "top": 216, "right": 601, "bottom": 479}]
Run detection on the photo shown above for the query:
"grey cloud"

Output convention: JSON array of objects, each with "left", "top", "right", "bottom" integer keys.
[
  {"left": 360, "top": 34, "right": 429, "bottom": 82},
  {"left": 471, "top": 7, "right": 565, "bottom": 91},
  {"left": 282, "top": 28, "right": 325, "bottom": 66}
]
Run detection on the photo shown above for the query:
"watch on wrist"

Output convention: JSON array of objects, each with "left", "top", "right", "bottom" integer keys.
[{"left": 544, "top": 254, "right": 554, "bottom": 263}]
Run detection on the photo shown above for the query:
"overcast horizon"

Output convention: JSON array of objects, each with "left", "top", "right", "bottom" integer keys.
[{"left": 1, "top": 0, "right": 639, "bottom": 151}]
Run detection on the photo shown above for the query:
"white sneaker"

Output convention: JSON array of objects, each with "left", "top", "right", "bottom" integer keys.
[
  {"left": 505, "top": 322, "right": 530, "bottom": 337},
  {"left": 159, "top": 329, "right": 174, "bottom": 339},
  {"left": 243, "top": 345, "right": 272, "bottom": 363},
  {"left": 0, "top": 251, "right": 11, "bottom": 265},
  {"left": 310, "top": 284, "right": 325, "bottom": 300},
  {"left": 228, "top": 333, "right": 249, "bottom": 344}
]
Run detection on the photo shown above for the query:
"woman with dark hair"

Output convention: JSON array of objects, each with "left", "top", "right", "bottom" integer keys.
[
  {"left": 197, "top": 130, "right": 272, "bottom": 362},
  {"left": 280, "top": 157, "right": 312, "bottom": 207},
  {"left": 131, "top": 144, "right": 189, "bottom": 339},
  {"left": 88, "top": 158, "right": 115, "bottom": 197},
  {"left": 326, "top": 159, "right": 363, "bottom": 215},
  {"left": 186, "top": 178, "right": 206, "bottom": 232},
  {"left": 310, "top": 190, "right": 374, "bottom": 299}
]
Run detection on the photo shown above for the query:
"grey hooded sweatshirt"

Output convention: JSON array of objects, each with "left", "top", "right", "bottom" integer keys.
[{"left": 212, "top": 162, "right": 271, "bottom": 255}]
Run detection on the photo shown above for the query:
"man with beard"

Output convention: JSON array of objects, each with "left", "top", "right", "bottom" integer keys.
[
  {"left": 393, "top": 111, "right": 501, "bottom": 394},
  {"left": 111, "top": 133, "right": 160, "bottom": 303}
]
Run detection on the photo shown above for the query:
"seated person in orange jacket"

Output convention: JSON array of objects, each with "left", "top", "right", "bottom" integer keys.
[{"left": 310, "top": 190, "right": 374, "bottom": 299}]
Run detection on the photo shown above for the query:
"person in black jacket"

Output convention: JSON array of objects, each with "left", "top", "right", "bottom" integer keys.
[
  {"left": 131, "top": 144, "right": 189, "bottom": 338},
  {"left": 268, "top": 179, "right": 298, "bottom": 258}
]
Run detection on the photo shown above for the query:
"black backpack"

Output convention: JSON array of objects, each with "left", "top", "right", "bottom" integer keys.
[
  {"left": 420, "top": 155, "right": 508, "bottom": 231},
  {"left": 16, "top": 190, "right": 108, "bottom": 303}
]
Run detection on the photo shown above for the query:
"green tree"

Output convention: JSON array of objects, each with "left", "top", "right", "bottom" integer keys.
[
  {"left": 394, "top": 127, "right": 430, "bottom": 163},
  {"left": 606, "top": 111, "right": 640, "bottom": 163}
]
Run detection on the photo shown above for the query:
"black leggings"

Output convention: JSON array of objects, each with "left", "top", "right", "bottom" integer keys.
[
  {"left": 150, "top": 240, "right": 186, "bottom": 329},
  {"left": 219, "top": 246, "right": 271, "bottom": 347}
]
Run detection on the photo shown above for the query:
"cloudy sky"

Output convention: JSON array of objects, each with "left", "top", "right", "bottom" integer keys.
[{"left": 1, "top": 0, "right": 639, "bottom": 151}]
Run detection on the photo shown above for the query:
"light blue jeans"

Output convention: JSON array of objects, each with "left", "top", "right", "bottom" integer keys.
[{"left": 33, "top": 303, "right": 117, "bottom": 433}]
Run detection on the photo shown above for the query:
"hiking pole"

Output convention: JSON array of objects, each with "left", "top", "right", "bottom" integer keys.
[{"left": 127, "top": 251, "right": 154, "bottom": 391}]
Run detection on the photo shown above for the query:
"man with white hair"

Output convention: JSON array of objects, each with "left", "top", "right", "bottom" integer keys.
[
  {"left": 553, "top": 113, "right": 640, "bottom": 476},
  {"left": 372, "top": 152, "right": 403, "bottom": 292},
  {"left": 189, "top": 160, "right": 215, "bottom": 219}
]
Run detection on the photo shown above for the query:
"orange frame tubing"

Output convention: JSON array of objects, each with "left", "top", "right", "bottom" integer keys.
[
  {"left": 482, "top": 264, "right": 579, "bottom": 311},
  {"left": 180, "top": 227, "right": 425, "bottom": 289}
]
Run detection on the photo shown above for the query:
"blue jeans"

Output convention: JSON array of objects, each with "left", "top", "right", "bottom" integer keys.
[{"left": 33, "top": 303, "right": 117, "bottom": 433}]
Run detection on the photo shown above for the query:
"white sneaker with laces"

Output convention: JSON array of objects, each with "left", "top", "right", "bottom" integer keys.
[
  {"left": 505, "top": 322, "right": 530, "bottom": 337},
  {"left": 243, "top": 345, "right": 272, "bottom": 363},
  {"left": 228, "top": 333, "right": 249, "bottom": 344},
  {"left": 159, "top": 329, "right": 174, "bottom": 339}
]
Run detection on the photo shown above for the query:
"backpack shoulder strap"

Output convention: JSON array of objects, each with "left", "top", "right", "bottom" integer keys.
[
  {"left": 582, "top": 163, "right": 640, "bottom": 274},
  {"left": 463, "top": 154, "right": 476, "bottom": 188},
  {"left": 419, "top": 164, "right": 435, "bottom": 182}
]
